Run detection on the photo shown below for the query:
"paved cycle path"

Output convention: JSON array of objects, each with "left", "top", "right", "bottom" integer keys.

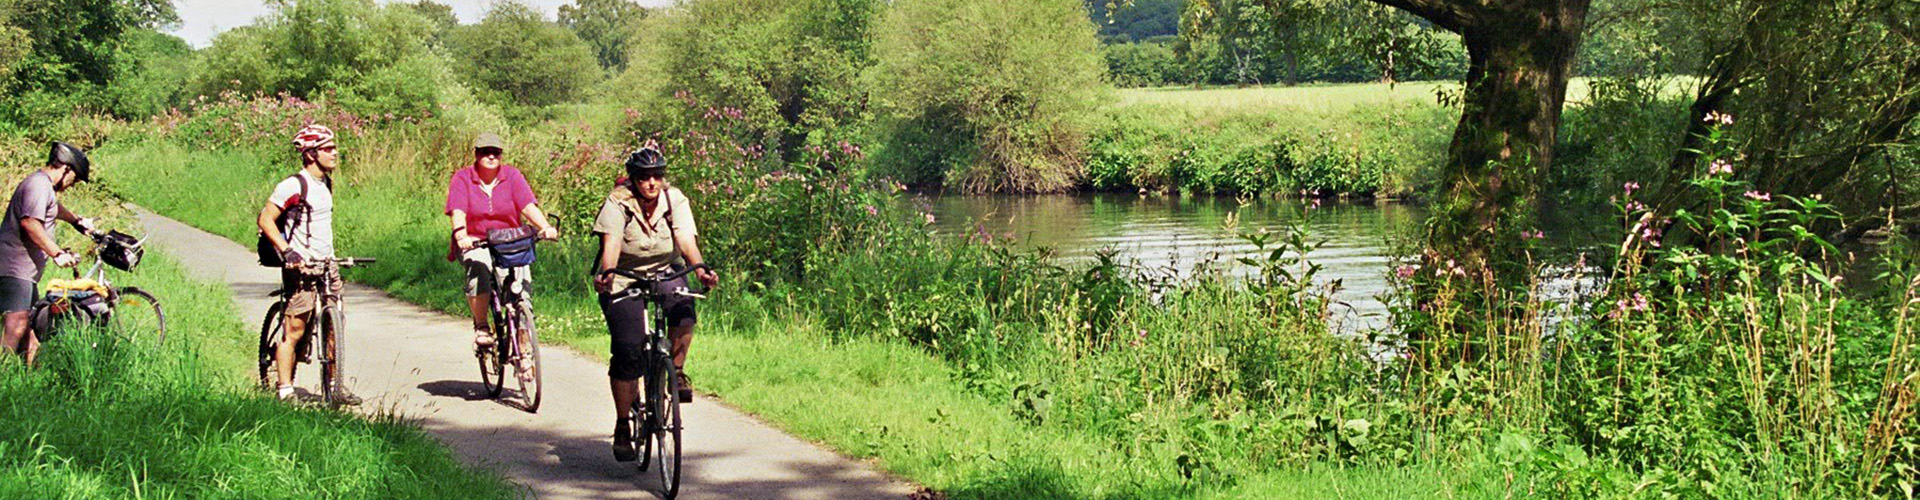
[{"left": 137, "top": 208, "right": 919, "bottom": 499}]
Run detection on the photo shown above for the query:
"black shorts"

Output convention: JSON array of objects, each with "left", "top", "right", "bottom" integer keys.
[{"left": 598, "top": 275, "right": 696, "bottom": 380}]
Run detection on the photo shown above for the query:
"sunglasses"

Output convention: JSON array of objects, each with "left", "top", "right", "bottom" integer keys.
[
  {"left": 634, "top": 170, "right": 665, "bottom": 180},
  {"left": 475, "top": 147, "right": 503, "bottom": 158}
]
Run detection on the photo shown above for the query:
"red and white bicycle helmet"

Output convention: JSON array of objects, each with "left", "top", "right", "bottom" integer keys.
[{"left": 291, "top": 124, "right": 336, "bottom": 152}]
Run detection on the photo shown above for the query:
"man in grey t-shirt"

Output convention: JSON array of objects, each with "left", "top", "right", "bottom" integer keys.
[{"left": 0, "top": 142, "right": 98, "bottom": 365}]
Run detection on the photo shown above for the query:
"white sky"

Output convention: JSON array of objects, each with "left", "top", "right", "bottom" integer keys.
[{"left": 166, "top": 0, "right": 675, "bottom": 48}]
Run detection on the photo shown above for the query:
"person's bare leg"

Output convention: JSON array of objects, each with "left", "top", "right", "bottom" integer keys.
[
  {"left": 467, "top": 293, "right": 490, "bottom": 329},
  {"left": 1, "top": 311, "right": 29, "bottom": 358},
  {"left": 611, "top": 378, "right": 639, "bottom": 416},
  {"left": 669, "top": 325, "right": 694, "bottom": 369},
  {"left": 22, "top": 331, "right": 39, "bottom": 366},
  {"left": 277, "top": 312, "right": 309, "bottom": 389}
]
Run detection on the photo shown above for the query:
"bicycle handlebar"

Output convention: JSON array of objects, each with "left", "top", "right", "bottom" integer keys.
[
  {"left": 299, "top": 256, "right": 376, "bottom": 268},
  {"left": 597, "top": 263, "right": 710, "bottom": 283},
  {"left": 599, "top": 264, "right": 712, "bottom": 302}
]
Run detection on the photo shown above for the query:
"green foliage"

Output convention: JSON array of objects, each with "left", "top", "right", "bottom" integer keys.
[
  {"left": 868, "top": 0, "right": 1108, "bottom": 193},
  {"left": 1086, "top": 0, "right": 1181, "bottom": 43},
  {"left": 559, "top": 0, "right": 648, "bottom": 70},
  {"left": 397, "top": 0, "right": 458, "bottom": 46},
  {"left": 1085, "top": 100, "right": 1449, "bottom": 196},
  {"left": 1102, "top": 41, "right": 1179, "bottom": 87},
  {"left": 624, "top": 0, "right": 880, "bottom": 162},
  {"left": 0, "top": 0, "right": 176, "bottom": 133},
  {"left": 192, "top": 0, "right": 452, "bottom": 118},
  {"left": 449, "top": 1, "right": 604, "bottom": 113},
  {"left": 103, "top": 29, "right": 192, "bottom": 119},
  {"left": 1172, "top": 0, "right": 1464, "bottom": 86}
]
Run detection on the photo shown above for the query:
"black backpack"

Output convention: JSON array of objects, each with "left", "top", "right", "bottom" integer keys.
[{"left": 256, "top": 174, "right": 314, "bottom": 267}]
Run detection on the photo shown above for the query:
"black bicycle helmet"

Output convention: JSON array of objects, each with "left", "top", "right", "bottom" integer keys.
[
  {"left": 624, "top": 147, "right": 666, "bottom": 179},
  {"left": 49, "top": 142, "right": 90, "bottom": 182}
]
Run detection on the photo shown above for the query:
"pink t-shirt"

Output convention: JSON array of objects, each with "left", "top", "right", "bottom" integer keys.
[{"left": 445, "top": 165, "right": 537, "bottom": 261}]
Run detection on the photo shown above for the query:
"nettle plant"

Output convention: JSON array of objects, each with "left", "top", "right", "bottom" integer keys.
[
  {"left": 1550, "top": 112, "right": 1918, "bottom": 496},
  {"left": 619, "top": 89, "right": 896, "bottom": 288}
]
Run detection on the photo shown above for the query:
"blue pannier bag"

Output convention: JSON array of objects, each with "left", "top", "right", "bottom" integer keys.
[{"left": 487, "top": 226, "right": 537, "bottom": 268}]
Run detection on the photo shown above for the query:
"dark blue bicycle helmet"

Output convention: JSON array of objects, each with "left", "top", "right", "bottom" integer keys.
[{"left": 624, "top": 147, "right": 666, "bottom": 180}]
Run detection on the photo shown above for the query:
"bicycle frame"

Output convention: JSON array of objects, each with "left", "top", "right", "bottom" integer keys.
[
  {"left": 31, "top": 231, "right": 163, "bottom": 343},
  {"left": 258, "top": 257, "right": 371, "bottom": 403},
  {"left": 601, "top": 263, "right": 707, "bottom": 498}
]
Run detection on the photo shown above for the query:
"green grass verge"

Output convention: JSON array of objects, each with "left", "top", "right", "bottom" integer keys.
[
  {"left": 94, "top": 138, "right": 1561, "bottom": 498},
  {"left": 0, "top": 185, "right": 518, "bottom": 498}
]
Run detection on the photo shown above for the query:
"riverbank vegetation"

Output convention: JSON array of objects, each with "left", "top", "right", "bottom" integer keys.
[
  {"left": 0, "top": 141, "right": 516, "bottom": 498},
  {"left": 6, "top": 0, "right": 1918, "bottom": 498}
]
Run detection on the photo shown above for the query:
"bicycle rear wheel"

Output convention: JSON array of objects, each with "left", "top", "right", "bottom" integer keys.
[
  {"left": 109, "top": 287, "right": 166, "bottom": 346},
  {"left": 511, "top": 301, "right": 542, "bottom": 412},
  {"left": 655, "top": 363, "right": 683, "bottom": 499},
  {"left": 257, "top": 301, "right": 288, "bottom": 390}
]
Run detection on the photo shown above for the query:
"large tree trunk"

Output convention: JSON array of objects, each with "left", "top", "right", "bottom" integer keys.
[{"left": 1371, "top": 0, "right": 1591, "bottom": 281}]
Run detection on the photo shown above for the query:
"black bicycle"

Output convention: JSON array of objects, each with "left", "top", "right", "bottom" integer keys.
[
  {"left": 256, "top": 257, "right": 375, "bottom": 405},
  {"left": 601, "top": 264, "right": 709, "bottom": 499},
  {"left": 472, "top": 228, "right": 543, "bottom": 412},
  {"left": 31, "top": 230, "right": 164, "bottom": 345}
]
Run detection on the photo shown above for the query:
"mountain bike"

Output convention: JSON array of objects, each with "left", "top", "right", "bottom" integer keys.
[
  {"left": 601, "top": 263, "right": 709, "bottom": 499},
  {"left": 256, "top": 257, "right": 375, "bottom": 405},
  {"left": 471, "top": 227, "right": 543, "bottom": 412},
  {"left": 31, "top": 230, "right": 165, "bottom": 345}
]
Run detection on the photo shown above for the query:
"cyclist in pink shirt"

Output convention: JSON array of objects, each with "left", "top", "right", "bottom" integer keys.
[{"left": 445, "top": 133, "right": 558, "bottom": 352}]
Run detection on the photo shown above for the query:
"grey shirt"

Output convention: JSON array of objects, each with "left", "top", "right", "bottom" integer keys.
[{"left": 0, "top": 171, "right": 58, "bottom": 281}]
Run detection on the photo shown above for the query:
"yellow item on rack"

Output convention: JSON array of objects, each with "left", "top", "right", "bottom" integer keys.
[{"left": 47, "top": 278, "right": 109, "bottom": 296}]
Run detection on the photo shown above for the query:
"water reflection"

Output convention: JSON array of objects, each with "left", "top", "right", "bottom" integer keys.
[{"left": 918, "top": 193, "right": 1424, "bottom": 330}]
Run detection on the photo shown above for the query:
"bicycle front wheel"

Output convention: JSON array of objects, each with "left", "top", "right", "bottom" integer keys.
[
  {"left": 512, "top": 301, "right": 542, "bottom": 412},
  {"left": 319, "top": 306, "right": 343, "bottom": 404},
  {"left": 655, "top": 363, "right": 683, "bottom": 499},
  {"left": 109, "top": 287, "right": 166, "bottom": 346}
]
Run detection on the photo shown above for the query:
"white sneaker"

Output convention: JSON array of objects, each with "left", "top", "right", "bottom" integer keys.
[{"left": 277, "top": 385, "right": 296, "bottom": 400}]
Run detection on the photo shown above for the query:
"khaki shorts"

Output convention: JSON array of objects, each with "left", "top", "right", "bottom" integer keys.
[
  {"left": 281, "top": 266, "right": 342, "bottom": 317},
  {"left": 460, "top": 248, "right": 531, "bottom": 297}
]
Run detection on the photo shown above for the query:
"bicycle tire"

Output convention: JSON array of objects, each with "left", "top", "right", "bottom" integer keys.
[
  {"left": 257, "top": 301, "right": 288, "bottom": 390},
  {"left": 513, "top": 301, "right": 542, "bottom": 412},
  {"left": 657, "top": 362, "right": 683, "bottom": 499},
  {"left": 631, "top": 399, "right": 651, "bottom": 471},
  {"left": 479, "top": 308, "right": 506, "bottom": 398},
  {"left": 319, "top": 306, "right": 342, "bottom": 405},
  {"left": 109, "top": 287, "right": 166, "bottom": 346},
  {"left": 637, "top": 371, "right": 660, "bottom": 473}
]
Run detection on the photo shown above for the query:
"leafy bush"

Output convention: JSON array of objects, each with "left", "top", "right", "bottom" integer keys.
[
  {"left": 867, "top": 0, "right": 1107, "bottom": 193},
  {"left": 1083, "top": 103, "right": 1446, "bottom": 196},
  {"left": 1102, "top": 41, "right": 1177, "bottom": 88},
  {"left": 620, "top": 0, "right": 879, "bottom": 162},
  {"left": 448, "top": 1, "right": 603, "bottom": 112},
  {"left": 191, "top": 0, "right": 451, "bottom": 119}
]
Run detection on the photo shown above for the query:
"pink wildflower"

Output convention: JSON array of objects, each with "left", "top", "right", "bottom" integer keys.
[
  {"left": 924, "top": 213, "right": 936, "bottom": 225},
  {"left": 1395, "top": 264, "right": 1420, "bottom": 279},
  {"left": 864, "top": 205, "right": 878, "bottom": 217},
  {"left": 1704, "top": 111, "right": 1734, "bottom": 126},
  {"left": 1623, "top": 182, "right": 1640, "bottom": 194},
  {"left": 1743, "top": 191, "right": 1771, "bottom": 201},
  {"left": 1709, "top": 159, "right": 1734, "bottom": 176}
]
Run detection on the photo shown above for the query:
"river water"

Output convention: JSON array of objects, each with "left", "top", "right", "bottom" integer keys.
[{"left": 917, "top": 193, "right": 1425, "bottom": 331}]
